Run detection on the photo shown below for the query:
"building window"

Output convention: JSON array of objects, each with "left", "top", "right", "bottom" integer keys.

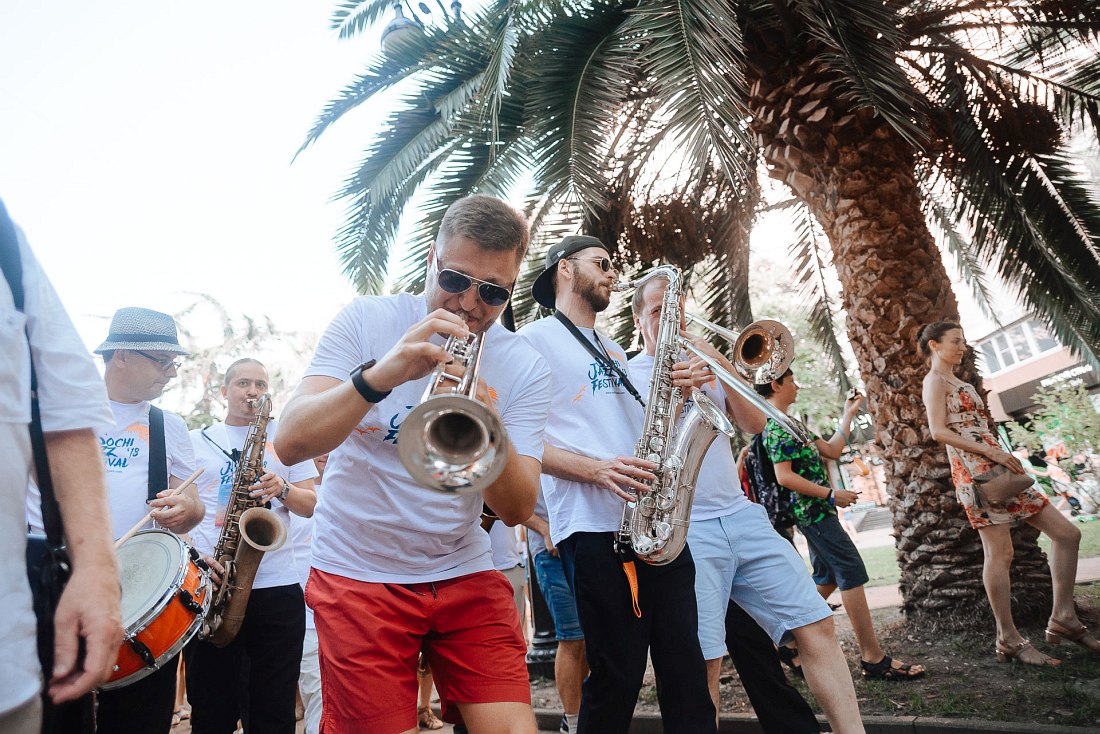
[{"left": 978, "top": 320, "right": 1062, "bottom": 374}]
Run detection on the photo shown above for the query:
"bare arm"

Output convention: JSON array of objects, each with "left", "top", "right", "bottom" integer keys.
[
  {"left": 522, "top": 512, "right": 558, "bottom": 556},
  {"left": 922, "top": 374, "right": 1022, "bottom": 472},
  {"left": 483, "top": 452, "right": 541, "bottom": 526},
  {"left": 816, "top": 395, "right": 863, "bottom": 460},
  {"left": 774, "top": 461, "right": 858, "bottom": 507},
  {"left": 277, "top": 310, "right": 468, "bottom": 466},
  {"left": 680, "top": 334, "right": 766, "bottom": 434},
  {"left": 542, "top": 443, "right": 657, "bottom": 502},
  {"left": 42, "top": 428, "right": 124, "bottom": 703},
  {"left": 246, "top": 472, "right": 317, "bottom": 518}
]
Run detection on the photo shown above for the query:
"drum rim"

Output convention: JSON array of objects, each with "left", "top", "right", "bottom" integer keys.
[{"left": 96, "top": 584, "right": 211, "bottom": 691}]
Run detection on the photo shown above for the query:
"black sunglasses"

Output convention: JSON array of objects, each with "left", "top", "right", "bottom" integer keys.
[
  {"left": 567, "top": 256, "right": 615, "bottom": 273},
  {"left": 436, "top": 267, "right": 513, "bottom": 307}
]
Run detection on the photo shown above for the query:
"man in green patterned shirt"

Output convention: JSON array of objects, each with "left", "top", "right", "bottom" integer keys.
[{"left": 757, "top": 367, "right": 926, "bottom": 682}]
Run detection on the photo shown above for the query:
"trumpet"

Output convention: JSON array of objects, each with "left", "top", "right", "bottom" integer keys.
[
  {"left": 684, "top": 314, "right": 795, "bottom": 385},
  {"left": 397, "top": 332, "right": 509, "bottom": 494}
]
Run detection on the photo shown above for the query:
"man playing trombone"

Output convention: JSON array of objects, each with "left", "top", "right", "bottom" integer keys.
[
  {"left": 629, "top": 278, "right": 865, "bottom": 734},
  {"left": 277, "top": 195, "right": 552, "bottom": 734}
]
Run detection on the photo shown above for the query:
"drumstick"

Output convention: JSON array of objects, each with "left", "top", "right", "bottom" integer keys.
[{"left": 114, "top": 468, "right": 204, "bottom": 548}]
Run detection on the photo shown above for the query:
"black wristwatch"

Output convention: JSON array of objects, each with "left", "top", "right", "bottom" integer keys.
[{"left": 350, "top": 359, "right": 392, "bottom": 404}]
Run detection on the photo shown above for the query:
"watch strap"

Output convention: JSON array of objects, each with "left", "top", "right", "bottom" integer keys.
[{"left": 350, "top": 359, "right": 392, "bottom": 404}]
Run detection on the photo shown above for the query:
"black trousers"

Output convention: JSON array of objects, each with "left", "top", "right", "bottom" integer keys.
[
  {"left": 558, "top": 532, "right": 716, "bottom": 734},
  {"left": 186, "top": 584, "right": 305, "bottom": 734},
  {"left": 95, "top": 651, "right": 178, "bottom": 734},
  {"left": 724, "top": 601, "right": 821, "bottom": 734}
]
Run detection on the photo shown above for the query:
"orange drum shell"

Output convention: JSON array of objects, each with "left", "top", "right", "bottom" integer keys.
[{"left": 104, "top": 548, "right": 210, "bottom": 688}]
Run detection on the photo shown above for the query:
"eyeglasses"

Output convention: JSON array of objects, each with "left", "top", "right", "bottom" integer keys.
[
  {"left": 567, "top": 257, "right": 615, "bottom": 273},
  {"left": 132, "top": 350, "right": 181, "bottom": 371},
  {"left": 435, "top": 263, "right": 513, "bottom": 307}
]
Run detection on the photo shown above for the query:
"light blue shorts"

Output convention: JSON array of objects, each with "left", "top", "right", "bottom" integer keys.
[{"left": 688, "top": 503, "right": 832, "bottom": 659}]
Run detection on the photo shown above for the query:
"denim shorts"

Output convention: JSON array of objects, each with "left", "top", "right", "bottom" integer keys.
[
  {"left": 688, "top": 504, "right": 833, "bottom": 658},
  {"left": 800, "top": 513, "right": 870, "bottom": 591},
  {"left": 531, "top": 550, "right": 584, "bottom": 641}
]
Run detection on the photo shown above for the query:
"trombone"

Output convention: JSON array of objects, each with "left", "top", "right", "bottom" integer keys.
[
  {"left": 679, "top": 314, "right": 810, "bottom": 444},
  {"left": 685, "top": 314, "right": 795, "bottom": 385},
  {"left": 397, "top": 332, "right": 509, "bottom": 494}
]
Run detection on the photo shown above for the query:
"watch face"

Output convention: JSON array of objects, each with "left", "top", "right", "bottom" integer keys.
[{"left": 351, "top": 359, "right": 376, "bottom": 377}]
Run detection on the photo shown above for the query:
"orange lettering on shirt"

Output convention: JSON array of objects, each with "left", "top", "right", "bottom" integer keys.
[{"left": 572, "top": 386, "right": 587, "bottom": 402}]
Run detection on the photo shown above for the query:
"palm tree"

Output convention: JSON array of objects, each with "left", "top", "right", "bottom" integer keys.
[{"left": 301, "top": 0, "right": 1100, "bottom": 625}]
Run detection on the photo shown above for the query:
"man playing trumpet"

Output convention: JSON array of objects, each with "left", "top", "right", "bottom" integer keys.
[{"left": 277, "top": 195, "right": 552, "bottom": 734}]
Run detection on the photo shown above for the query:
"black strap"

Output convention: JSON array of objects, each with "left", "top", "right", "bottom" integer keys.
[
  {"left": 201, "top": 425, "right": 240, "bottom": 463},
  {"left": 553, "top": 311, "right": 645, "bottom": 407},
  {"left": 0, "top": 198, "right": 63, "bottom": 546},
  {"left": 148, "top": 405, "right": 167, "bottom": 502}
]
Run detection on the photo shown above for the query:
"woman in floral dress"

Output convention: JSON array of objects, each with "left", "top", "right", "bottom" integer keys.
[{"left": 920, "top": 321, "right": 1098, "bottom": 666}]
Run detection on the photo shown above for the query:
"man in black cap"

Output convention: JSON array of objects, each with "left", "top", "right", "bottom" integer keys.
[
  {"left": 517, "top": 236, "right": 719, "bottom": 734},
  {"left": 29, "top": 306, "right": 204, "bottom": 734}
]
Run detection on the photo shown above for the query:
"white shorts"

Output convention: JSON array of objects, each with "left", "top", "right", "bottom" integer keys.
[{"left": 688, "top": 503, "right": 832, "bottom": 659}]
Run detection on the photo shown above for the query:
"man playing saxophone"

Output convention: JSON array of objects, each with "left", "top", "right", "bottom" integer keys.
[
  {"left": 187, "top": 358, "right": 317, "bottom": 734},
  {"left": 629, "top": 278, "right": 866, "bottom": 734},
  {"left": 276, "top": 195, "right": 551, "bottom": 734},
  {"left": 517, "top": 237, "right": 758, "bottom": 734}
]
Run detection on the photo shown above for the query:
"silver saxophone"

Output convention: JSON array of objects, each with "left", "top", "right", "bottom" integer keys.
[{"left": 614, "top": 265, "right": 811, "bottom": 565}]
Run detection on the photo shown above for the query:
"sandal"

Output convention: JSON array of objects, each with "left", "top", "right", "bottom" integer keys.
[
  {"left": 860, "top": 653, "right": 925, "bottom": 681},
  {"left": 171, "top": 713, "right": 182, "bottom": 728},
  {"left": 995, "top": 639, "right": 1060, "bottom": 667},
  {"left": 1045, "top": 620, "right": 1100, "bottom": 654},
  {"left": 777, "top": 645, "right": 804, "bottom": 678},
  {"left": 418, "top": 705, "right": 444, "bottom": 730}
]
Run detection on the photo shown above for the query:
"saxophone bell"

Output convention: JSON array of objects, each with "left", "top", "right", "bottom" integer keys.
[{"left": 397, "top": 332, "right": 510, "bottom": 494}]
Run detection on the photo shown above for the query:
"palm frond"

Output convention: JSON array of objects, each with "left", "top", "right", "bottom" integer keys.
[
  {"left": 785, "top": 203, "right": 852, "bottom": 392},
  {"left": 523, "top": 3, "right": 634, "bottom": 212},
  {"left": 621, "top": 0, "right": 753, "bottom": 185},
  {"left": 330, "top": 0, "right": 395, "bottom": 39},
  {"left": 799, "top": 0, "right": 928, "bottom": 148}
]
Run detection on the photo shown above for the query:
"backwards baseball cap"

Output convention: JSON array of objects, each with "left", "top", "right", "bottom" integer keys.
[{"left": 531, "top": 234, "right": 608, "bottom": 309}]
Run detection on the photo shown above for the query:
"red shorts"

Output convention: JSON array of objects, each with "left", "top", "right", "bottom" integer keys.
[{"left": 306, "top": 568, "right": 530, "bottom": 733}]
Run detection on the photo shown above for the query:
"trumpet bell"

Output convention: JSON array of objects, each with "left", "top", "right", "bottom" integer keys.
[{"left": 398, "top": 394, "right": 509, "bottom": 494}]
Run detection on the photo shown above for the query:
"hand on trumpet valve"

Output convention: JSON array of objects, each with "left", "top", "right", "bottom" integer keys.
[{"left": 373, "top": 308, "right": 471, "bottom": 392}]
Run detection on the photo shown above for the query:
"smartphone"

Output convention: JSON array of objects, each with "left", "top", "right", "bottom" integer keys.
[{"left": 847, "top": 387, "right": 862, "bottom": 401}]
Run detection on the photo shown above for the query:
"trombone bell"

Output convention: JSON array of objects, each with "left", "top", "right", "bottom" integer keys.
[{"left": 686, "top": 314, "right": 795, "bottom": 385}]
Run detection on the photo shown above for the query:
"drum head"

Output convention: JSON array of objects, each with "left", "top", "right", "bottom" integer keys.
[{"left": 116, "top": 530, "right": 185, "bottom": 628}]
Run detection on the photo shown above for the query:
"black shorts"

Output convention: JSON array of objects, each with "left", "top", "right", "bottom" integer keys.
[{"left": 800, "top": 514, "right": 869, "bottom": 591}]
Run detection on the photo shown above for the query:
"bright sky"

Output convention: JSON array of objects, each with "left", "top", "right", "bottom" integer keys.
[{"left": 1, "top": 1, "right": 378, "bottom": 351}]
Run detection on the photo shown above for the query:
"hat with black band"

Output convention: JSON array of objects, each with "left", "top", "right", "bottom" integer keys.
[{"left": 94, "top": 306, "right": 190, "bottom": 355}]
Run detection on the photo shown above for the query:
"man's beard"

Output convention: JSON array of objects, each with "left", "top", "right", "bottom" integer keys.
[{"left": 572, "top": 269, "right": 610, "bottom": 312}]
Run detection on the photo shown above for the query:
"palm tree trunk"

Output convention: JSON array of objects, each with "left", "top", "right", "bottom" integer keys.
[{"left": 749, "top": 66, "right": 1053, "bottom": 626}]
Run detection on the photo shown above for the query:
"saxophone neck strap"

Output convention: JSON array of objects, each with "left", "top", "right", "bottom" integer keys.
[
  {"left": 553, "top": 311, "right": 645, "bottom": 407},
  {"left": 201, "top": 424, "right": 241, "bottom": 464}
]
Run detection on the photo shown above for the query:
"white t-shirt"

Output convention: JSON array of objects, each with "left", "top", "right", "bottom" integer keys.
[
  {"left": 525, "top": 476, "right": 553, "bottom": 559},
  {"left": 628, "top": 352, "right": 750, "bottom": 522},
  {"left": 301, "top": 293, "right": 552, "bottom": 584},
  {"left": 2, "top": 223, "right": 114, "bottom": 715},
  {"left": 289, "top": 488, "right": 316, "bottom": 630},
  {"left": 189, "top": 419, "right": 318, "bottom": 590},
  {"left": 489, "top": 520, "right": 523, "bottom": 571},
  {"left": 517, "top": 316, "right": 645, "bottom": 545},
  {"left": 26, "top": 401, "right": 197, "bottom": 539}
]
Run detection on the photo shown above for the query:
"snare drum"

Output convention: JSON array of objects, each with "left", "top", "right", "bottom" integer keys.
[{"left": 100, "top": 530, "right": 211, "bottom": 690}]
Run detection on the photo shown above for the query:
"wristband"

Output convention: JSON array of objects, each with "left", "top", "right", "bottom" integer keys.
[
  {"left": 350, "top": 359, "right": 392, "bottom": 404},
  {"left": 827, "top": 489, "right": 835, "bottom": 506}
]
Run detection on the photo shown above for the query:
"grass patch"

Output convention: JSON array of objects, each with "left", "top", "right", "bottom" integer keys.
[{"left": 852, "top": 514, "right": 1100, "bottom": 588}]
